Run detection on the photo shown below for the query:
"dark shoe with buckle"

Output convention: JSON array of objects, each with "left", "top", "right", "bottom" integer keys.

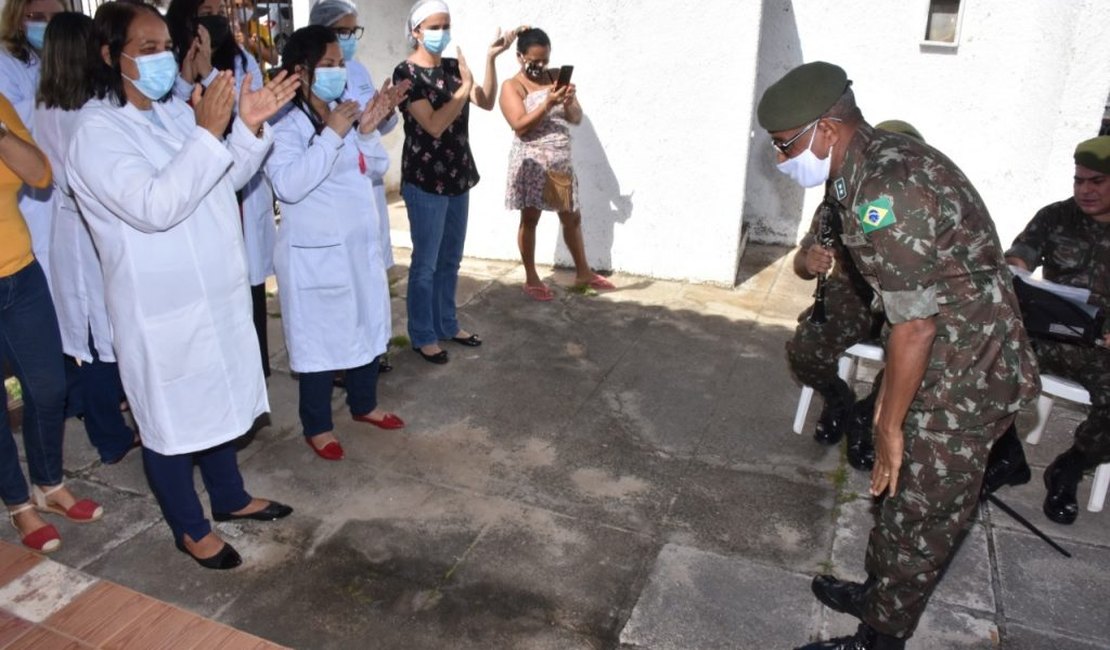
[
  {"left": 981, "top": 423, "right": 1031, "bottom": 496},
  {"left": 414, "top": 347, "right": 449, "bottom": 364},
  {"left": 449, "top": 333, "right": 482, "bottom": 347},
  {"left": 811, "top": 574, "right": 869, "bottom": 620},
  {"left": 1043, "top": 447, "right": 1086, "bottom": 525},
  {"left": 814, "top": 380, "right": 855, "bottom": 446},
  {"left": 795, "top": 623, "right": 905, "bottom": 650},
  {"left": 175, "top": 539, "right": 242, "bottom": 570},
  {"left": 212, "top": 500, "right": 293, "bottom": 522}
]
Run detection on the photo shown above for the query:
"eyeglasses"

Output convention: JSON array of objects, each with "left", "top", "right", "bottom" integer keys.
[
  {"left": 333, "top": 26, "right": 364, "bottom": 39},
  {"left": 770, "top": 119, "right": 820, "bottom": 156}
]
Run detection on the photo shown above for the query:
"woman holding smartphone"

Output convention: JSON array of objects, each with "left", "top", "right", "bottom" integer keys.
[{"left": 499, "top": 28, "right": 613, "bottom": 301}]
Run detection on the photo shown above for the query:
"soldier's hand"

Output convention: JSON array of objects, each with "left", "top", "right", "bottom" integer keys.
[
  {"left": 804, "top": 244, "right": 834, "bottom": 276},
  {"left": 870, "top": 423, "right": 904, "bottom": 498}
]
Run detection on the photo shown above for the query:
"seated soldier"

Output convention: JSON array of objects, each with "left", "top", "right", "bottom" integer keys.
[
  {"left": 785, "top": 120, "right": 924, "bottom": 471},
  {"left": 1005, "top": 135, "right": 1110, "bottom": 525}
]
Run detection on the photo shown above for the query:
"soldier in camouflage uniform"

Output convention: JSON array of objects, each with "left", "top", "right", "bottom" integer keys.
[
  {"left": 1004, "top": 135, "right": 1110, "bottom": 525},
  {"left": 787, "top": 121, "right": 926, "bottom": 471},
  {"left": 758, "top": 62, "right": 1041, "bottom": 650}
]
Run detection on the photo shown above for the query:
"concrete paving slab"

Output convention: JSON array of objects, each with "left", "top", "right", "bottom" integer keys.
[
  {"left": 1003, "top": 623, "right": 1108, "bottom": 650},
  {"left": 620, "top": 543, "right": 813, "bottom": 650},
  {"left": 995, "top": 528, "right": 1110, "bottom": 642},
  {"left": 41, "top": 480, "right": 161, "bottom": 572}
]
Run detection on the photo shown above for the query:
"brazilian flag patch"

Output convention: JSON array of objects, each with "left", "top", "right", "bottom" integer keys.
[{"left": 857, "top": 197, "right": 896, "bottom": 233}]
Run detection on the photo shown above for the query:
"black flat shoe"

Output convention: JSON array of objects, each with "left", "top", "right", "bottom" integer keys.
[
  {"left": 811, "top": 574, "right": 868, "bottom": 620},
  {"left": 378, "top": 355, "right": 393, "bottom": 373},
  {"left": 175, "top": 540, "right": 242, "bottom": 570},
  {"left": 212, "top": 501, "right": 293, "bottom": 522},
  {"left": 414, "top": 347, "right": 449, "bottom": 364},
  {"left": 449, "top": 334, "right": 482, "bottom": 347}
]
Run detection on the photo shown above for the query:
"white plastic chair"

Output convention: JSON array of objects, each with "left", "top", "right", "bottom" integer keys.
[
  {"left": 1024, "top": 373, "right": 1110, "bottom": 513},
  {"left": 792, "top": 342, "right": 885, "bottom": 435}
]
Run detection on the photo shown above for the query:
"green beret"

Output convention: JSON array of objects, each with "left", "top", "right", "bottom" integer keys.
[
  {"left": 1074, "top": 136, "right": 1110, "bottom": 174},
  {"left": 875, "top": 120, "right": 925, "bottom": 143},
  {"left": 757, "top": 61, "right": 849, "bottom": 132}
]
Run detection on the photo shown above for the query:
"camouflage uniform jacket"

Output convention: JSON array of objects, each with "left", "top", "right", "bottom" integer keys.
[
  {"left": 1005, "top": 198, "right": 1110, "bottom": 334},
  {"left": 827, "top": 123, "right": 1040, "bottom": 431}
]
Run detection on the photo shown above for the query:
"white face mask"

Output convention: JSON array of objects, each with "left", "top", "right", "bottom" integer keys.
[{"left": 776, "top": 126, "right": 832, "bottom": 188}]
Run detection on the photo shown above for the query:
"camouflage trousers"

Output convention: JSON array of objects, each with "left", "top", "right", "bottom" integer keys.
[
  {"left": 861, "top": 415, "right": 1014, "bottom": 638},
  {"left": 1031, "top": 340, "right": 1110, "bottom": 464},
  {"left": 786, "top": 274, "right": 879, "bottom": 396}
]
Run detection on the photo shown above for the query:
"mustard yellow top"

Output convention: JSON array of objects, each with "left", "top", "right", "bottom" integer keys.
[{"left": 0, "top": 93, "right": 51, "bottom": 277}]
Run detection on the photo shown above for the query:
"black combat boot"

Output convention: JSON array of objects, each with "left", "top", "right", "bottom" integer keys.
[
  {"left": 814, "top": 379, "right": 856, "bottom": 446},
  {"left": 981, "top": 423, "right": 1031, "bottom": 496},
  {"left": 1043, "top": 447, "right": 1087, "bottom": 525},
  {"left": 845, "top": 391, "right": 876, "bottom": 471},
  {"left": 810, "top": 574, "right": 873, "bottom": 620},
  {"left": 795, "top": 622, "right": 906, "bottom": 650}
]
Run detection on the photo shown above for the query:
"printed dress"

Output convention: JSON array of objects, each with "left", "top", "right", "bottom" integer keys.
[{"left": 505, "top": 89, "right": 579, "bottom": 212}]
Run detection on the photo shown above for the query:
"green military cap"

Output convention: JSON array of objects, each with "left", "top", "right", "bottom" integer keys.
[
  {"left": 1074, "top": 136, "right": 1110, "bottom": 174},
  {"left": 875, "top": 119, "right": 925, "bottom": 143},
  {"left": 757, "top": 61, "right": 850, "bottom": 132}
]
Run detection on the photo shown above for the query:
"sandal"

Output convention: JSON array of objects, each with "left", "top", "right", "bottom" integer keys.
[
  {"left": 573, "top": 274, "right": 615, "bottom": 292},
  {"left": 32, "top": 484, "right": 103, "bottom": 523},
  {"left": 9, "top": 504, "right": 60, "bottom": 553},
  {"left": 522, "top": 283, "right": 555, "bottom": 302}
]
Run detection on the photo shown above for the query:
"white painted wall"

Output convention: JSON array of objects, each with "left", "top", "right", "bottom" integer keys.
[{"left": 295, "top": 0, "right": 1110, "bottom": 283}]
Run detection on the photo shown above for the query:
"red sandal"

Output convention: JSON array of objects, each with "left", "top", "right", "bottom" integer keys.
[
  {"left": 32, "top": 484, "right": 103, "bottom": 523},
  {"left": 9, "top": 504, "right": 61, "bottom": 553}
]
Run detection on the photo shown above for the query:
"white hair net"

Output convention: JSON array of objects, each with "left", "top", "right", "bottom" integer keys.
[
  {"left": 309, "top": 0, "right": 358, "bottom": 27},
  {"left": 406, "top": 0, "right": 450, "bottom": 48}
]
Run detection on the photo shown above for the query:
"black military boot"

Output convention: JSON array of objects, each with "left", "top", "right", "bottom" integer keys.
[
  {"left": 981, "top": 423, "right": 1031, "bottom": 496},
  {"left": 845, "top": 392, "right": 876, "bottom": 471},
  {"left": 811, "top": 574, "right": 873, "bottom": 620},
  {"left": 795, "top": 622, "right": 906, "bottom": 650},
  {"left": 814, "top": 380, "right": 856, "bottom": 446},
  {"left": 1043, "top": 447, "right": 1087, "bottom": 525}
]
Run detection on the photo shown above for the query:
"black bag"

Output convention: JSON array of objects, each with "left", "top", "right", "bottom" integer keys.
[{"left": 1013, "top": 275, "right": 1104, "bottom": 346}]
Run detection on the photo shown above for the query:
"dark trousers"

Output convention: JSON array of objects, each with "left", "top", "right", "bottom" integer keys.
[
  {"left": 141, "top": 442, "right": 251, "bottom": 544},
  {"left": 0, "top": 261, "right": 65, "bottom": 505},
  {"left": 299, "top": 359, "right": 380, "bottom": 437},
  {"left": 251, "top": 283, "right": 270, "bottom": 378},
  {"left": 77, "top": 331, "right": 135, "bottom": 463}
]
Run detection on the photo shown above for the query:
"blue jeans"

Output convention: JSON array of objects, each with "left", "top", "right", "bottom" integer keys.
[
  {"left": 299, "top": 359, "right": 379, "bottom": 437},
  {"left": 78, "top": 330, "right": 135, "bottom": 463},
  {"left": 0, "top": 260, "right": 65, "bottom": 505},
  {"left": 142, "top": 442, "right": 251, "bottom": 545},
  {"left": 402, "top": 183, "right": 469, "bottom": 347}
]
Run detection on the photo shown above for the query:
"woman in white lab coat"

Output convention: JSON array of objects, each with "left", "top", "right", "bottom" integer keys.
[
  {"left": 267, "top": 26, "right": 409, "bottom": 461},
  {"left": 167, "top": 0, "right": 276, "bottom": 376},
  {"left": 0, "top": 0, "right": 64, "bottom": 276},
  {"left": 35, "top": 12, "right": 137, "bottom": 465},
  {"left": 66, "top": 1, "right": 298, "bottom": 569}
]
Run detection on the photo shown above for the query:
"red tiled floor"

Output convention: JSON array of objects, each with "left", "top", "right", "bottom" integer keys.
[
  {"left": 4, "top": 626, "right": 91, "bottom": 649},
  {"left": 0, "top": 543, "right": 42, "bottom": 588},
  {"left": 195, "top": 625, "right": 280, "bottom": 650},
  {"left": 99, "top": 603, "right": 231, "bottom": 650},
  {"left": 43, "top": 582, "right": 156, "bottom": 647},
  {"left": 0, "top": 611, "right": 33, "bottom": 647}
]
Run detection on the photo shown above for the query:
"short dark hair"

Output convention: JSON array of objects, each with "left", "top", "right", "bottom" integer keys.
[
  {"left": 280, "top": 25, "right": 337, "bottom": 135},
  {"left": 37, "top": 12, "right": 97, "bottom": 110},
  {"left": 516, "top": 27, "right": 550, "bottom": 53},
  {"left": 92, "top": 1, "right": 170, "bottom": 105},
  {"left": 165, "top": 0, "right": 244, "bottom": 77}
]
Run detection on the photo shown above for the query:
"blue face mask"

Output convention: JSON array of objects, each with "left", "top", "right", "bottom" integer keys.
[
  {"left": 338, "top": 34, "right": 358, "bottom": 61},
  {"left": 24, "top": 22, "right": 47, "bottom": 50},
  {"left": 421, "top": 28, "right": 450, "bottom": 55},
  {"left": 122, "top": 51, "right": 178, "bottom": 100},
  {"left": 311, "top": 66, "right": 347, "bottom": 102}
]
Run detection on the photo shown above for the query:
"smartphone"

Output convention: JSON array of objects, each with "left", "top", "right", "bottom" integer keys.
[{"left": 555, "top": 65, "right": 574, "bottom": 89}]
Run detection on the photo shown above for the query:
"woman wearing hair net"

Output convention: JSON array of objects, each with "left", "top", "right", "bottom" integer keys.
[{"left": 393, "top": 0, "right": 521, "bottom": 365}]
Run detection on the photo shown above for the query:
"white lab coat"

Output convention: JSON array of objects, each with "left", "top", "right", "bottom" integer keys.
[
  {"left": 342, "top": 60, "right": 397, "bottom": 269},
  {"left": 0, "top": 49, "right": 54, "bottom": 277},
  {"left": 173, "top": 47, "right": 276, "bottom": 285},
  {"left": 266, "top": 105, "right": 390, "bottom": 373},
  {"left": 33, "top": 106, "right": 114, "bottom": 363},
  {"left": 66, "top": 97, "right": 271, "bottom": 455}
]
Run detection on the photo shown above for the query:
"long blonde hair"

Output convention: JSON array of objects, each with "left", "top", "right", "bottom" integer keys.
[{"left": 2, "top": 0, "right": 67, "bottom": 63}]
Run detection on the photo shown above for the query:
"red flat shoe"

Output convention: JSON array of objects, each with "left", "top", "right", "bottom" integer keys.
[
  {"left": 9, "top": 505, "right": 61, "bottom": 553},
  {"left": 305, "top": 437, "right": 344, "bottom": 460},
  {"left": 33, "top": 484, "right": 103, "bottom": 523},
  {"left": 353, "top": 412, "right": 405, "bottom": 430}
]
